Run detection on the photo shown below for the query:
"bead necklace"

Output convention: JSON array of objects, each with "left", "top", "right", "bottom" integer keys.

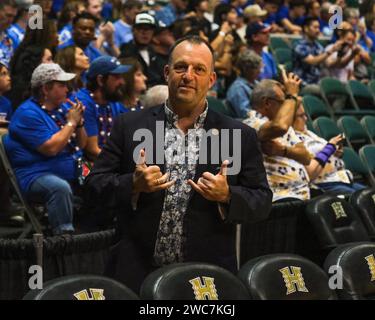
[{"left": 90, "top": 92, "right": 113, "bottom": 146}]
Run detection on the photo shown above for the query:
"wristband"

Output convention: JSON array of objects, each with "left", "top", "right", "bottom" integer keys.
[{"left": 314, "top": 143, "right": 336, "bottom": 166}]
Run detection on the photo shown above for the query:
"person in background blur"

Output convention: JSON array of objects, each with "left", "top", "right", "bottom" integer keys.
[
  {"left": 226, "top": 49, "right": 262, "bottom": 118},
  {"left": 141, "top": 84, "right": 169, "bottom": 109},
  {"left": 59, "top": 12, "right": 103, "bottom": 63},
  {"left": 55, "top": 45, "right": 90, "bottom": 92},
  {"left": 0, "top": 59, "right": 25, "bottom": 227},
  {"left": 76, "top": 56, "right": 130, "bottom": 159},
  {"left": 155, "top": 0, "right": 188, "bottom": 27},
  {"left": 119, "top": 57, "right": 147, "bottom": 111},
  {"left": 293, "top": 103, "right": 366, "bottom": 194},
  {"left": 113, "top": 0, "right": 142, "bottom": 48},
  {"left": 0, "top": 0, "right": 18, "bottom": 65},
  {"left": 238, "top": 4, "right": 267, "bottom": 42},
  {"left": 57, "top": 1, "right": 85, "bottom": 45},
  {"left": 7, "top": 0, "right": 33, "bottom": 50}
]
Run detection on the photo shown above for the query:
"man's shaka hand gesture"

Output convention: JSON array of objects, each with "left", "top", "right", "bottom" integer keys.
[{"left": 188, "top": 160, "right": 231, "bottom": 204}]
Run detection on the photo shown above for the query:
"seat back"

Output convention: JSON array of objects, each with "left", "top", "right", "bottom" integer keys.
[
  {"left": 270, "top": 37, "right": 290, "bottom": 51},
  {"left": 23, "top": 275, "right": 139, "bottom": 300},
  {"left": 0, "top": 133, "right": 42, "bottom": 234},
  {"left": 360, "top": 116, "right": 375, "bottom": 144},
  {"left": 359, "top": 145, "right": 375, "bottom": 187},
  {"left": 238, "top": 254, "right": 336, "bottom": 300},
  {"left": 337, "top": 116, "right": 370, "bottom": 151},
  {"left": 342, "top": 147, "right": 368, "bottom": 184},
  {"left": 350, "top": 188, "right": 375, "bottom": 240},
  {"left": 320, "top": 78, "right": 355, "bottom": 111},
  {"left": 313, "top": 117, "right": 341, "bottom": 140},
  {"left": 302, "top": 95, "right": 331, "bottom": 120},
  {"left": 348, "top": 80, "right": 375, "bottom": 110},
  {"left": 274, "top": 48, "right": 292, "bottom": 65},
  {"left": 207, "top": 96, "right": 236, "bottom": 118},
  {"left": 305, "top": 195, "right": 370, "bottom": 250},
  {"left": 140, "top": 263, "right": 250, "bottom": 300},
  {"left": 324, "top": 242, "right": 375, "bottom": 300}
]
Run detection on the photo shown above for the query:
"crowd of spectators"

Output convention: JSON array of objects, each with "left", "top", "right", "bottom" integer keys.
[{"left": 0, "top": 0, "right": 373, "bottom": 234}]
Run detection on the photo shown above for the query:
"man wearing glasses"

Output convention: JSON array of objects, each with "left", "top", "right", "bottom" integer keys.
[{"left": 244, "top": 70, "right": 313, "bottom": 203}]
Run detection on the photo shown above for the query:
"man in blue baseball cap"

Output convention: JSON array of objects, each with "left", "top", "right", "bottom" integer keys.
[
  {"left": 76, "top": 56, "right": 131, "bottom": 160},
  {"left": 246, "top": 22, "right": 278, "bottom": 80}
]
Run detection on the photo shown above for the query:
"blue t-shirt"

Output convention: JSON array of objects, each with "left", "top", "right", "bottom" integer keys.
[
  {"left": 7, "top": 23, "right": 25, "bottom": 50},
  {"left": 4, "top": 98, "right": 81, "bottom": 193},
  {"left": 0, "top": 31, "right": 14, "bottom": 65},
  {"left": 58, "top": 38, "right": 103, "bottom": 62},
  {"left": 0, "top": 96, "right": 12, "bottom": 121},
  {"left": 367, "top": 30, "right": 375, "bottom": 52},
  {"left": 259, "top": 51, "right": 278, "bottom": 80},
  {"left": 76, "top": 88, "right": 128, "bottom": 147},
  {"left": 113, "top": 20, "right": 133, "bottom": 48},
  {"left": 264, "top": 5, "right": 289, "bottom": 25}
]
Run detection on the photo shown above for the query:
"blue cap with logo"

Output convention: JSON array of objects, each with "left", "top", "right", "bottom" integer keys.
[
  {"left": 245, "top": 22, "right": 271, "bottom": 39},
  {"left": 87, "top": 56, "right": 131, "bottom": 79}
]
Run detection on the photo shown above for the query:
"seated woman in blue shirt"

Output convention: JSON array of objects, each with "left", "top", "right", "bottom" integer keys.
[
  {"left": 226, "top": 49, "right": 262, "bottom": 118},
  {"left": 4, "top": 63, "right": 88, "bottom": 235}
]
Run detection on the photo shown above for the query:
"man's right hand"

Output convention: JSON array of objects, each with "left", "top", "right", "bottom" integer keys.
[
  {"left": 132, "top": 149, "right": 175, "bottom": 194},
  {"left": 281, "top": 69, "right": 301, "bottom": 97}
]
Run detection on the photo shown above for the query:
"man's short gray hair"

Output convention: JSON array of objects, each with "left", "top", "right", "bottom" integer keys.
[
  {"left": 141, "top": 85, "right": 169, "bottom": 109},
  {"left": 236, "top": 49, "right": 262, "bottom": 77},
  {"left": 251, "top": 79, "right": 282, "bottom": 109}
]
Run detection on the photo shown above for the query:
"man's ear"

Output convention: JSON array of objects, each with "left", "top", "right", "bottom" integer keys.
[
  {"left": 164, "top": 64, "right": 169, "bottom": 82},
  {"left": 209, "top": 71, "right": 217, "bottom": 90}
]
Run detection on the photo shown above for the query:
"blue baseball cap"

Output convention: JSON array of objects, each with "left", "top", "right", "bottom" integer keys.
[
  {"left": 245, "top": 22, "right": 271, "bottom": 39},
  {"left": 87, "top": 56, "right": 131, "bottom": 79}
]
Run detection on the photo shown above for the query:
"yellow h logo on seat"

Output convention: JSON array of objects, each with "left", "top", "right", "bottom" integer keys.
[
  {"left": 73, "top": 288, "right": 105, "bottom": 300},
  {"left": 331, "top": 202, "right": 347, "bottom": 220},
  {"left": 189, "top": 277, "right": 219, "bottom": 300},
  {"left": 365, "top": 254, "right": 375, "bottom": 281},
  {"left": 279, "top": 266, "right": 309, "bottom": 295}
]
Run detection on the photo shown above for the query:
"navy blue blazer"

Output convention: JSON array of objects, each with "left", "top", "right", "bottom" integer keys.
[{"left": 85, "top": 105, "right": 272, "bottom": 286}]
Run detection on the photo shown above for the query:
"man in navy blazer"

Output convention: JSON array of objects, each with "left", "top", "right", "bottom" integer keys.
[{"left": 85, "top": 35, "right": 272, "bottom": 293}]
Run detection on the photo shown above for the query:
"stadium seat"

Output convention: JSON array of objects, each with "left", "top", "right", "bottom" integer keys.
[
  {"left": 368, "top": 80, "right": 375, "bottom": 98},
  {"left": 23, "top": 275, "right": 139, "bottom": 300},
  {"left": 324, "top": 242, "right": 375, "bottom": 299},
  {"left": 347, "top": 80, "right": 375, "bottom": 112},
  {"left": 140, "top": 263, "right": 250, "bottom": 300},
  {"left": 207, "top": 96, "right": 236, "bottom": 118},
  {"left": 305, "top": 195, "right": 370, "bottom": 253},
  {"left": 274, "top": 48, "right": 292, "bottom": 65},
  {"left": 237, "top": 254, "right": 337, "bottom": 300},
  {"left": 360, "top": 116, "right": 375, "bottom": 144},
  {"left": 337, "top": 116, "right": 371, "bottom": 151},
  {"left": 302, "top": 95, "right": 332, "bottom": 120},
  {"left": 319, "top": 78, "right": 358, "bottom": 116},
  {"left": 359, "top": 145, "right": 375, "bottom": 187},
  {"left": 0, "top": 133, "right": 43, "bottom": 235},
  {"left": 312, "top": 117, "right": 342, "bottom": 140},
  {"left": 342, "top": 147, "right": 369, "bottom": 184},
  {"left": 350, "top": 188, "right": 375, "bottom": 240},
  {"left": 270, "top": 37, "right": 290, "bottom": 52}
]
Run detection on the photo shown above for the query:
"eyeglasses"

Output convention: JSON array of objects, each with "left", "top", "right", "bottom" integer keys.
[{"left": 266, "top": 97, "right": 285, "bottom": 104}]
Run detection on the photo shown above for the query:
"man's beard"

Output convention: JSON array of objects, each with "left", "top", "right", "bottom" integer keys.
[{"left": 103, "top": 85, "right": 124, "bottom": 102}]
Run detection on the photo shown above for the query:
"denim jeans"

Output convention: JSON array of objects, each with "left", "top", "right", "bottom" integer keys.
[
  {"left": 27, "top": 174, "right": 74, "bottom": 234},
  {"left": 317, "top": 182, "right": 366, "bottom": 194}
]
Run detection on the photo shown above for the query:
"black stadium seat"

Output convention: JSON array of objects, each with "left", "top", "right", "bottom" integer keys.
[
  {"left": 140, "top": 263, "right": 250, "bottom": 300},
  {"left": 305, "top": 195, "right": 370, "bottom": 252},
  {"left": 23, "top": 275, "right": 139, "bottom": 300},
  {"left": 237, "top": 254, "right": 337, "bottom": 300},
  {"left": 350, "top": 188, "right": 375, "bottom": 241},
  {"left": 324, "top": 242, "right": 375, "bottom": 300}
]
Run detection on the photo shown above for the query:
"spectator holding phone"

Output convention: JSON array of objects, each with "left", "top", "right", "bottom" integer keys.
[{"left": 293, "top": 103, "right": 366, "bottom": 194}]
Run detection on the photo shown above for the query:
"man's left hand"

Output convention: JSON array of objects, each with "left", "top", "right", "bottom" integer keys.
[{"left": 188, "top": 160, "right": 230, "bottom": 204}]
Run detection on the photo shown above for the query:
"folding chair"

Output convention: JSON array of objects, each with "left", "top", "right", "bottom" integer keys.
[{"left": 0, "top": 132, "right": 43, "bottom": 235}]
